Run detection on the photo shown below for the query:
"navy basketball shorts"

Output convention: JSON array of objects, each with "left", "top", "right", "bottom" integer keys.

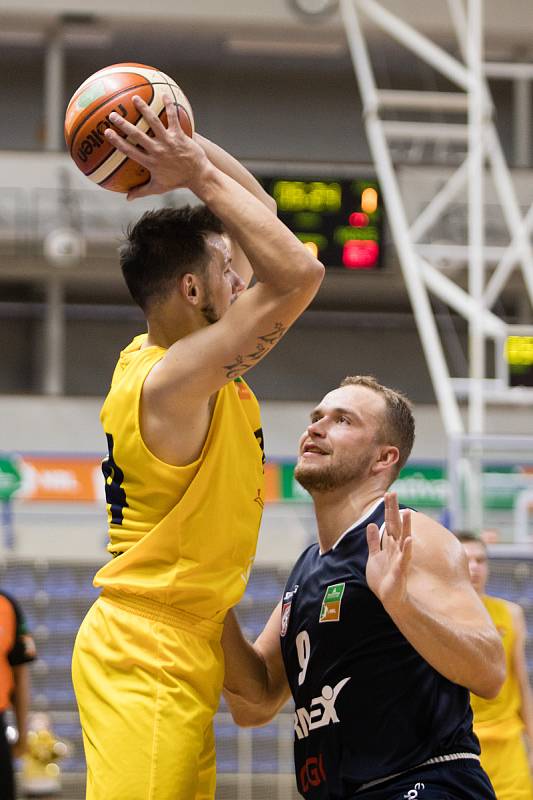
[{"left": 356, "top": 758, "right": 496, "bottom": 800}]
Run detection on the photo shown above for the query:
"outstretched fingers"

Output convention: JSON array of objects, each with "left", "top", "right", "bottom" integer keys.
[
  {"left": 104, "top": 129, "right": 150, "bottom": 169},
  {"left": 132, "top": 94, "right": 170, "bottom": 138},
  {"left": 104, "top": 118, "right": 151, "bottom": 168},
  {"left": 104, "top": 92, "right": 190, "bottom": 183},
  {"left": 384, "top": 491, "right": 403, "bottom": 541},
  {"left": 395, "top": 510, "right": 413, "bottom": 573},
  {"left": 162, "top": 94, "right": 181, "bottom": 132},
  {"left": 366, "top": 523, "right": 381, "bottom": 557},
  {"left": 108, "top": 104, "right": 153, "bottom": 145},
  {"left": 400, "top": 509, "right": 411, "bottom": 546},
  {"left": 397, "top": 531, "right": 413, "bottom": 576},
  {"left": 400, "top": 533, "right": 413, "bottom": 561},
  {"left": 131, "top": 93, "right": 186, "bottom": 140}
]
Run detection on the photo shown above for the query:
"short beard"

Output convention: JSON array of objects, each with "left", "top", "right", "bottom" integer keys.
[
  {"left": 200, "top": 301, "right": 220, "bottom": 325},
  {"left": 200, "top": 281, "right": 220, "bottom": 325},
  {"left": 294, "top": 456, "right": 372, "bottom": 494}
]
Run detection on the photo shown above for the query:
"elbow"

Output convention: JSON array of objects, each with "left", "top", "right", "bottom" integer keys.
[
  {"left": 223, "top": 688, "right": 277, "bottom": 728},
  {"left": 229, "top": 705, "right": 276, "bottom": 728},
  {"left": 306, "top": 258, "right": 326, "bottom": 289},
  {"left": 290, "top": 256, "right": 324, "bottom": 299},
  {"left": 480, "top": 663, "right": 506, "bottom": 700},
  {"left": 473, "top": 640, "right": 506, "bottom": 699},
  {"left": 476, "top": 676, "right": 504, "bottom": 701}
]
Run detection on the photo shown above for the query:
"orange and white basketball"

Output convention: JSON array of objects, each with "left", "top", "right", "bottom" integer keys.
[{"left": 64, "top": 62, "right": 194, "bottom": 193}]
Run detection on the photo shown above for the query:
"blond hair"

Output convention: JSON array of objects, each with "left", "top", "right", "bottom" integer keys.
[{"left": 340, "top": 375, "right": 415, "bottom": 480}]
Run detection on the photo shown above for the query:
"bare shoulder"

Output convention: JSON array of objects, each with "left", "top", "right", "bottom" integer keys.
[{"left": 409, "top": 511, "right": 468, "bottom": 579}]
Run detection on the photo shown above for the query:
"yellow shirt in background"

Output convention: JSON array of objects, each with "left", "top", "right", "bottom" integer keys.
[
  {"left": 471, "top": 594, "right": 533, "bottom": 800},
  {"left": 471, "top": 595, "right": 521, "bottom": 731}
]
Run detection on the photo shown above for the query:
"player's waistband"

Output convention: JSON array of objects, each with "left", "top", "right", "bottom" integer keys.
[
  {"left": 356, "top": 752, "right": 481, "bottom": 792},
  {"left": 100, "top": 588, "right": 223, "bottom": 641}
]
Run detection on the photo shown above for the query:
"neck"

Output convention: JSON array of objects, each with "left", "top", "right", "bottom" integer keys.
[
  {"left": 312, "top": 483, "right": 386, "bottom": 553},
  {"left": 145, "top": 308, "right": 205, "bottom": 350}
]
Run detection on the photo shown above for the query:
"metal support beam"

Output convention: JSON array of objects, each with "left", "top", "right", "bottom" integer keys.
[
  {"left": 382, "top": 121, "right": 469, "bottom": 141},
  {"left": 465, "top": 0, "right": 485, "bottom": 532},
  {"left": 342, "top": 0, "right": 464, "bottom": 436},
  {"left": 339, "top": 0, "right": 533, "bottom": 536},
  {"left": 485, "top": 62, "right": 533, "bottom": 80},
  {"left": 44, "top": 25, "right": 64, "bottom": 152},
  {"left": 483, "top": 201, "right": 533, "bottom": 308},
  {"left": 409, "top": 157, "right": 470, "bottom": 243},
  {"left": 43, "top": 276, "right": 65, "bottom": 396},
  {"left": 486, "top": 126, "right": 533, "bottom": 306},
  {"left": 467, "top": 0, "right": 485, "bottom": 438},
  {"left": 358, "top": 0, "right": 474, "bottom": 92},
  {"left": 513, "top": 78, "right": 531, "bottom": 167},
  {"left": 418, "top": 258, "right": 506, "bottom": 338},
  {"left": 377, "top": 90, "right": 469, "bottom": 112}
]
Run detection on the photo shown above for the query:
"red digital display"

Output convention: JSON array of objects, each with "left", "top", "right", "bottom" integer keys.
[{"left": 342, "top": 239, "right": 379, "bottom": 269}]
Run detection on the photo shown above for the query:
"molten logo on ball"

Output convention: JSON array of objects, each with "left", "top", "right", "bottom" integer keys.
[
  {"left": 64, "top": 63, "right": 194, "bottom": 193},
  {"left": 77, "top": 104, "right": 128, "bottom": 163}
]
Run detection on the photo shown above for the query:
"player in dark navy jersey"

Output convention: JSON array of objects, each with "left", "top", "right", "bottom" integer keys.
[{"left": 222, "top": 376, "right": 505, "bottom": 799}]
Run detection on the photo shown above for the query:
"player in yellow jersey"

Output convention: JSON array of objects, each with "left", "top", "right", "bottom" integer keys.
[
  {"left": 458, "top": 532, "right": 533, "bottom": 800},
  {"left": 71, "top": 93, "right": 324, "bottom": 800}
]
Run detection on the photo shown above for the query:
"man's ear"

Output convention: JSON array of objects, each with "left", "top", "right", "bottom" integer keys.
[
  {"left": 373, "top": 446, "right": 400, "bottom": 474},
  {"left": 180, "top": 273, "right": 201, "bottom": 306}
]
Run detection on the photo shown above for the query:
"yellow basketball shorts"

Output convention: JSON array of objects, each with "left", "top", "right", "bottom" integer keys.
[
  {"left": 71, "top": 591, "right": 224, "bottom": 800},
  {"left": 477, "top": 727, "right": 533, "bottom": 800}
]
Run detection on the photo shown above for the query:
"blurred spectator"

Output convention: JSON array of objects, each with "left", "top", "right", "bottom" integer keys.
[
  {"left": 458, "top": 532, "right": 533, "bottom": 800},
  {"left": 20, "top": 712, "right": 69, "bottom": 797},
  {"left": 0, "top": 590, "right": 36, "bottom": 800},
  {"left": 480, "top": 528, "right": 501, "bottom": 545}
]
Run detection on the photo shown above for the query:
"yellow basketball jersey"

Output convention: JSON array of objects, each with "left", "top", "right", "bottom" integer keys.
[
  {"left": 471, "top": 595, "right": 533, "bottom": 799},
  {"left": 94, "top": 334, "right": 265, "bottom": 621},
  {"left": 471, "top": 595, "right": 522, "bottom": 734}
]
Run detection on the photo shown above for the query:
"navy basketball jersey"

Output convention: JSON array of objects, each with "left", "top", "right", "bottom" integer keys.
[{"left": 279, "top": 498, "right": 479, "bottom": 799}]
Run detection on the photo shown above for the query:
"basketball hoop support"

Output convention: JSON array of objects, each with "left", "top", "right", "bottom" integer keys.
[{"left": 339, "top": 0, "right": 533, "bottom": 531}]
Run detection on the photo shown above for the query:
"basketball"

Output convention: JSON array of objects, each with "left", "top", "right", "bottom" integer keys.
[{"left": 64, "top": 63, "right": 194, "bottom": 193}]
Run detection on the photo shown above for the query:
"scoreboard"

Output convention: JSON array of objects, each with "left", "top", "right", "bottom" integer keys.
[
  {"left": 261, "top": 176, "right": 383, "bottom": 270},
  {"left": 506, "top": 336, "right": 533, "bottom": 387}
]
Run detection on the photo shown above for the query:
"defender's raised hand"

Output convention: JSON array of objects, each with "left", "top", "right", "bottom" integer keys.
[
  {"left": 104, "top": 94, "right": 210, "bottom": 200},
  {"left": 366, "top": 492, "right": 413, "bottom": 609}
]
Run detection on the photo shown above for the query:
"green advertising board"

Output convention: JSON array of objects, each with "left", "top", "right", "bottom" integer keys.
[
  {"left": 392, "top": 465, "right": 448, "bottom": 508},
  {"left": 277, "top": 461, "right": 531, "bottom": 510},
  {"left": 0, "top": 454, "right": 22, "bottom": 502}
]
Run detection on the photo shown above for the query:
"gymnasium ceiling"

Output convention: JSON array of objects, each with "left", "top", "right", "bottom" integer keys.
[
  {"left": 0, "top": 1, "right": 532, "bottom": 68},
  {"left": 0, "top": 0, "right": 531, "bottom": 319}
]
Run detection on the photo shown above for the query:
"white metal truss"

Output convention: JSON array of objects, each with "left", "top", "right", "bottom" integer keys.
[{"left": 339, "top": 0, "right": 533, "bottom": 530}]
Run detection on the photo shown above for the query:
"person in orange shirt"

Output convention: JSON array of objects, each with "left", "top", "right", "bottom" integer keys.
[
  {"left": 459, "top": 532, "right": 533, "bottom": 800},
  {"left": 0, "top": 590, "right": 36, "bottom": 800}
]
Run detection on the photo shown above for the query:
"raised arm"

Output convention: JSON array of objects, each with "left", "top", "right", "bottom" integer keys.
[
  {"left": 222, "top": 605, "right": 291, "bottom": 727},
  {"left": 192, "top": 132, "right": 276, "bottom": 287},
  {"left": 192, "top": 133, "right": 275, "bottom": 213},
  {"left": 366, "top": 493, "right": 506, "bottom": 699},
  {"left": 105, "top": 96, "right": 324, "bottom": 401}
]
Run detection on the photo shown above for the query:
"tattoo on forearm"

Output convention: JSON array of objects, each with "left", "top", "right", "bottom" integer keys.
[{"left": 224, "top": 322, "right": 286, "bottom": 379}]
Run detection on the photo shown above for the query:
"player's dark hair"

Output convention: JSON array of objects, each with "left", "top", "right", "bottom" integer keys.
[
  {"left": 120, "top": 205, "right": 225, "bottom": 311},
  {"left": 455, "top": 531, "right": 487, "bottom": 549},
  {"left": 340, "top": 375, "right": 415, "bottom": 482}
]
